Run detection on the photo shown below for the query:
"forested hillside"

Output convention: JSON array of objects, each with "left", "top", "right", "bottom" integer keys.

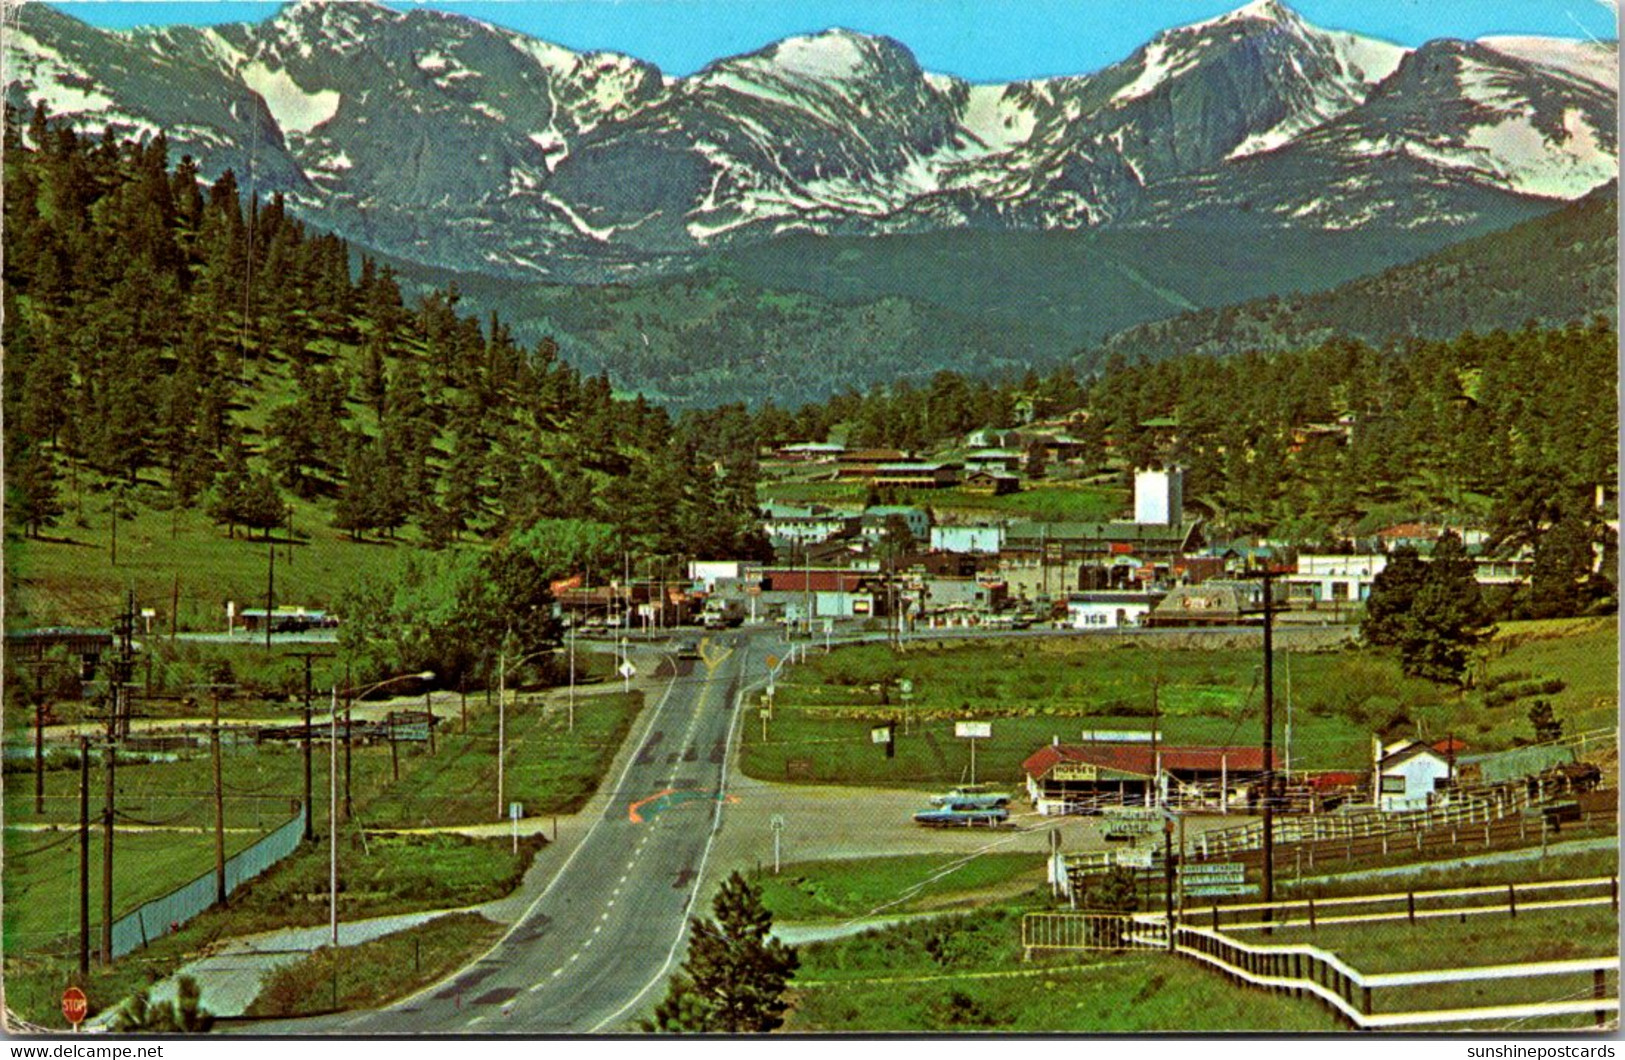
[
  {"left": 1089, "top": 183, "right": 1618, "bottom": 366},
  {"left": 771, "top": 320, "right": 1617, "bottom": 554},
  {"left": 2, "top": 106, "right": 768, "bottom": 577}
]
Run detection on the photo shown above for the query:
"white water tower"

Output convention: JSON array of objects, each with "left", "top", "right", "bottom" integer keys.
[{"left": 1134, "top": 467, "right": 1183, "bottom": 525}]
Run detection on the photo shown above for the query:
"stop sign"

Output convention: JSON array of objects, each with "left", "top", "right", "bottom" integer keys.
[{"left": 61, "top": 986, "right": 88, "bottom": 1027}]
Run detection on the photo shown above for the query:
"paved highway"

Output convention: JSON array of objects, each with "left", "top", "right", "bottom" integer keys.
[{"left": 317, "top": 631, "right": 760, "bottom": 1034}]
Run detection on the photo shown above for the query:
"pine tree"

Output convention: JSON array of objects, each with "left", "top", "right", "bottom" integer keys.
[
  {"left": 7, "top": 441, "right": 64, "bottom": 538},
  {"left": 1362, "top": 546, "right": 1429, "bottom": 647},
  {"left": 648, "top": 871, "right": 799, "bottom": 1033}
]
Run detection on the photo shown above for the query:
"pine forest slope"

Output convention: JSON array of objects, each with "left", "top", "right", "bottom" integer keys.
[{"left": 1089, "top": 180, "right": 1618, "bottom": 366}]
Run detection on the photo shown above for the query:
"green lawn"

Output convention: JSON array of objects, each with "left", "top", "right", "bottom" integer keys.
[
  {"left": 247, "top": 912, "right": 506, "bottom": 1018},
  {"left": 3, "top": 830, "right": 538, "bottom": 1027},
  {"left": 785, "top": 909, "right": 1342, "bottom": 1031},
  {"left": 755, "top": 854, "right": 1044, "bottom": 922},
  {"left": 2, "top": 827, "right": 261, "bottom": 954},
  {"left": 743, "top": 622, "right": 1617, "bottom": 787}
]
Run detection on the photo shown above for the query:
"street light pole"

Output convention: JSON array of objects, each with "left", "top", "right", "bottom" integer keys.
[
  {"left": 329, "top": 687, "right": 338, "bottom": 946},
  {"left": 498, "top": 649, "right": 506, "bottom": 820},
  {"left": 330, "top": 671, "right": 433, "bottom": 947}
]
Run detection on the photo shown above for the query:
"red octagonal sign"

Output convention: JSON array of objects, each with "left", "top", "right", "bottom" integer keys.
[{"left": 62, "top": 986, "right": 88, "bottom": 1027}]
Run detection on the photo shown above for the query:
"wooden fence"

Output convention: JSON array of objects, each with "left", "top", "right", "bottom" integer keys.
[{"left": 1024, "top": 876, "right": 1620, "bottom": 1030}]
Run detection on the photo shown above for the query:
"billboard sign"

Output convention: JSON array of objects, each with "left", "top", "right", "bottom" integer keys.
[{"left": 955, "top": 721, "right": 992, "bottom": 739}]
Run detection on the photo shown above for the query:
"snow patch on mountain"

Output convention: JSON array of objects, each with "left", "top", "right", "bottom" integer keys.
[
  {"left": 960, "top": 83, "right": 1039, "bottom": 149},
  {"left": 1325, "top": 30, "right": 1407, "bottom": 83},
  {"left": 766, "top": 31, "right": 870, "bottom": 81},
  {"left": 1480, "top": 36, "right": 1619, "bottom": 90},
  {"left": 1465, "top": 106, "right": 1614, "bottom": 198},
  {"left": 241, "top": 60, "right": 339, "bottom": 134}
]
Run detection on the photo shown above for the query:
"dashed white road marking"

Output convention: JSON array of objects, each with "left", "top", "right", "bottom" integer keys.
[
  {"left": 528, "top": 983, "right": 545, "bottom": 994},
  {"left": 569, "top": 953, "right": 580, "bottom": 963},
  {"left": 551, "top": 969, "right": 563, "bottom": 978},
  {"left": 593, "top": 924, "right": 603, "bottom": 934}
]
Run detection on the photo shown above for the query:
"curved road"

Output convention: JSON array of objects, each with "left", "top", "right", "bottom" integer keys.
[{"left": 303, "top": 631, "right": 761, "bottom": 1034}]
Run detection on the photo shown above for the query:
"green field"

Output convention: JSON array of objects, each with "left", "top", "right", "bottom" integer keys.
[
  {"left": 758, "top": 478, "right": 1127, "bottom": 523},
  {"left": 755, "top": 854, "right": 1043, "bottom": 923},
  {"left": 784, "top": 909, "right": 1342, "bottom": 1031},
  {"left": 3, "top": 828, "right": 261, "bottom": 954},
  {"left": 742, "top": 621, "right": 1617, "bottom": 787}
]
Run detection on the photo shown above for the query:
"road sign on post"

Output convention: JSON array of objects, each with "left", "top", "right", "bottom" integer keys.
[
  {"left": 509, "top": 802, "right": 523, "bottom": 854},
  {"left": 770, "top": 814, "right": 785, "bottom": 874},
  {"left": 62, "top": 986, "right": 88, "bottom": 1029}
]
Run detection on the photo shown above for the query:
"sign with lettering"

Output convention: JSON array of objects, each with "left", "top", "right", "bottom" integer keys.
[
  {"left": 62, "top": 986, "right": 88, "bottom": 1027},
  {"left": 1052, "top": 763, "right": 1099, "bottom": 781},
  {"left": 1184, "top": 884, "right": 1258, "bottom": 898},
  {"left": 955, "top": 721, "right": 991, "bottom": 739},
  {"left": 871, "top": 726, "right": 893, "bottom": 745}
]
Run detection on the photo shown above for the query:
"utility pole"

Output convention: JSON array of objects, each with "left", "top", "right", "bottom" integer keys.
[
  {"left": 343, "top": 660, "right": 353, "bottom": 820},
  {"left": 287, "top": 652, "right": 334, "bottom": 842},
  {"left": 78, "top": 736, "right": 90, "bottom": 977},
  {"left": 1150, "top": 675, "right": 1162, "bottom": 809},
  {"left": 101, "top": 732, "right": 115, "bottom": 964},
  {"left": 265, "top": 530, "right": 276, "bottom": 650},
  {"left": 212, "top": 691, "right": 226, "bottom": 905},
  {"left": 1249, "top": 568, "right": 1278, "bottom": 925}
]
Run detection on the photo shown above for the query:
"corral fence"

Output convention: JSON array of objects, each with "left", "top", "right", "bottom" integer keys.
[
  {"left": 108, "top": 804, "right": 306, "bottom": 958},
  {"left": 1025, "top": 876, "right": 1621, "bottom": 1030}
]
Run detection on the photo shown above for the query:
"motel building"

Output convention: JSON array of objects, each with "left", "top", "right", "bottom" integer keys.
[{"left": 1023, "top": 740, "right": 1278, "bottom": 815}]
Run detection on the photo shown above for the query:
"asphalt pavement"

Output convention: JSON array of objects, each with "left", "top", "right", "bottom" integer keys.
[{"left": 258, "top": 630, "right": 761, "bottom": 1035}]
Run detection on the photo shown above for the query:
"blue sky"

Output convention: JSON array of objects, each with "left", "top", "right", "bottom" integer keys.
[{"left": 50, "top": 1, "right": 1621, "bottom": 82}]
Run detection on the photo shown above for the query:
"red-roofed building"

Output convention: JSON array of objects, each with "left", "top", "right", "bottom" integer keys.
[{"left": 1023, "top": 742, "right": 1278, "bottom": 814}]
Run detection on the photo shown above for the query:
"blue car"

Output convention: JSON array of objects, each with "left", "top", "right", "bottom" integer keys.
[{"left": 913, "top": 803, "right": 1010, "bottom": 827}]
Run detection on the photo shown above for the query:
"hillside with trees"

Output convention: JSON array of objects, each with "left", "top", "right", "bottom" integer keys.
[
  {"left": 1087, "top": 182, "right": 1618, "bottom": 367},
  {"left": 2, "top": 103, "right": 768, "bottom": 642}
]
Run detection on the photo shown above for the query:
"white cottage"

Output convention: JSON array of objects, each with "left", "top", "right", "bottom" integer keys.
[{"left": 1372, "top": 737, "right": 1453, "bottom": 812}]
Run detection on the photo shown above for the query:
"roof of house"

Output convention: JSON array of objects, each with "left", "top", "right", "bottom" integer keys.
[
  {"left": 1004, "top": 521, "right": 1196, "bottom": 545},
  {"left": 1378, "top": 742, "right": 1450, "bottom": 770},
  {"left": 876, "top": 463, "right": 953, "bottom": 473},
  {"left": 1023, "top": 743, "right": 1277, "bottom": 780},
  {"left": 839, "top": 448, "right": 909, "bottom": 462}
]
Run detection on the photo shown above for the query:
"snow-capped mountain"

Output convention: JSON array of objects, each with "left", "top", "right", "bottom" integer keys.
[{"left": 4, "top": 0, "right": 1616, "bottom": 280}]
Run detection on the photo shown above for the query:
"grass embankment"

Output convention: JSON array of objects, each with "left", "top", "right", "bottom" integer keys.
[
  {"left": 4, "top": 496, "right": 413, "bottom": 632},
  {"left": 756, "top": 854, "right": 1043, "bottom": 923},
  {"left": 3, "top": 831, "right": 538, "bottom": 1028},
  {"left": 247, "top": 912, "right": 505, "bottom": 1018},
  {"left": 783, "top": 909, "right": 1341, "bottom": 1032},
  {"left": 742, "top": 620, "right": 1617, "bottom": 787}
]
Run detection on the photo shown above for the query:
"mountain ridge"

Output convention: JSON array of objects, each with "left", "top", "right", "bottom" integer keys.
[{"left": 6, "top": 0, "right": 1615, "bottom": 281}]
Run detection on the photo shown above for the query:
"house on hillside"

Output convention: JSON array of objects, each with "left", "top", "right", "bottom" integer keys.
[
  {"left": 1372, "top": 737, "right": 1453, "bottom": 812},
  {"left": 963, "top": 470, "right": 1020, "bottom": 496},
  {"left": 873, "top": 462, "right": 961, "bottom": 490},
  {"left": 930, "top": 525, "right": 1005, "bottom": 555},
  {"left": 860, "top": 506, "right": 932, "bottom": 542}
]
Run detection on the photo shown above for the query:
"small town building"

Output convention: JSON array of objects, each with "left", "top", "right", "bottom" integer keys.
[
  {"left": 930, "top": 525, "right": 1005, "bottom": 555},
  {"left": 916, "top": 576, "right": 1004, "bottom": 615},
  {"left": 835, "top": 449, "right": 911, "bottom": 481},
  {"left": 1145, "top": 580, "right": 1279, "bottom": 628},
  {"left": 234, "top": 606, "right": 335, "bottom": 634},
  {"left": 1287, "top": 553, "right": 1387, "bottom": 609},
  {"left": 860, "top": 506, "right": 932, "bottom": 542},
  {"left": 775, "top": 442, "right": 846, "bottom": 461},
  {"left": 1062, "top": 591, "right": 1163, "bottom": 629},
  {"left": 962, "top": 470, "right": 1020, "bottom": 495},
  {"left": 964, "top": 449, "right": 1025, "bottom": 473},
  {"left": 1372, "top": 737, "right": 1453, "bottom": 812},
  {"left": 873, "top": 462, "right": 961, "bottom": 490},
  {"left": 761, "top": 503, "right": 858, "bottom": 547},
  {"left": 1023, "top": 742, "right": 1277, "bottom": 814}
]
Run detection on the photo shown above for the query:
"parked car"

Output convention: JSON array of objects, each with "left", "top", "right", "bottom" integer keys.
[
  {"left": 913, "top": 803, "right": 1010, "bottom": 827},
  {"left": 928, "top": 784, "right": 1011, "bottom": 809}
]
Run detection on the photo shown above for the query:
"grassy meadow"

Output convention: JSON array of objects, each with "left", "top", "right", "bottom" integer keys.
[{"left": 741, "top": 619, "right": 1617, "bottom": 788}]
